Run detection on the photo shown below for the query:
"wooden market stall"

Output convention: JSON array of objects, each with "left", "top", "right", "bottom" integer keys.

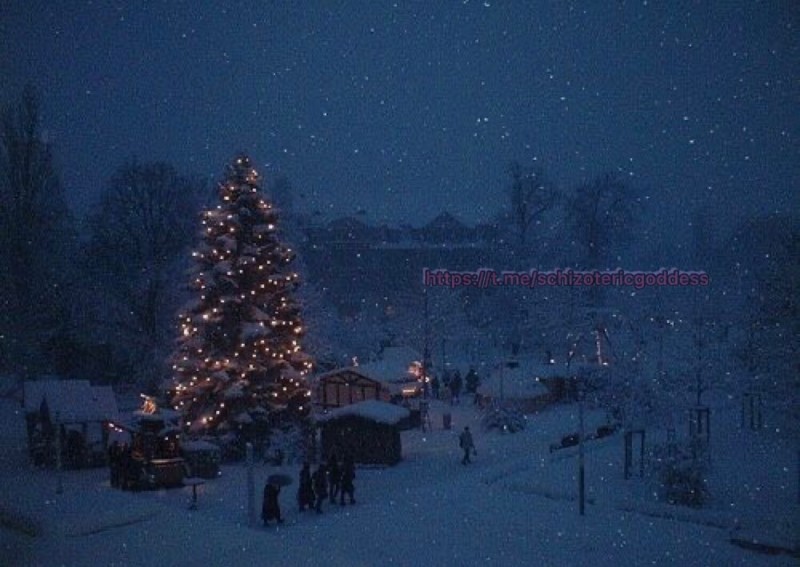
[
  {"left": 108, "top": 406, "right": 185, "bottom": 490},
  {"left": 313, "top": 367, "right": 390, "bottom": 410},
  {"left": 316, "top": 400, "right": 409, "bottom": 466},
  {"left": 23, "top": 378, "right": 119, "bottom": 469}
]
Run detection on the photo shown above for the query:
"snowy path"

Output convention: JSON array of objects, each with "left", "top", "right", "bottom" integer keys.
[{"left": 1, "top": 398, "right": 797, "bottom": 566}]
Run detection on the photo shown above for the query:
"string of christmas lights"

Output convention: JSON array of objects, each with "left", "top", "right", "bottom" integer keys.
[{"left": 170, "top": 155, "right": 312, "bottom": 434}]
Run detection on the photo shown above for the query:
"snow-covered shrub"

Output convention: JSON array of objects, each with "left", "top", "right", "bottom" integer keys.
[
  {"left": 481, "top": 405, "right": 526, "bottom": 433},
  {"left": 648, "top": 438, "right": 710, "bottom": 508},
  {"left": 267, "top": 421, "right": 315, "bottom": 464}
]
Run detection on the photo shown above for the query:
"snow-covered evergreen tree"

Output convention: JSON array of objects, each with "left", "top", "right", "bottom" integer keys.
[{"left": 170, "top": 155, "right": 312, "bottom": 435}]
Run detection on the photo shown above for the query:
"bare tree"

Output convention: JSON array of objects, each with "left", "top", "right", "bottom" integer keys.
[
  {"left": 567, "top": 172, "right": 637, "bottom": 271},
  {"left": 740, "top": 220, "right": 800, "bottom": 432},
  {"left": 85, "top": 160, "right": 206, "bottom": 386},
  {"left": 0, "top": 85, "right": 74, "bottom": 376},
  {"left": 507, "top": 161, "right": 556, "bottom": 249}
]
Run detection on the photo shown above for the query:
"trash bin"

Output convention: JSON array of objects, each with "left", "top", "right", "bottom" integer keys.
[{"left": 443, "top": 412, "right": 452, "bottom": 430}]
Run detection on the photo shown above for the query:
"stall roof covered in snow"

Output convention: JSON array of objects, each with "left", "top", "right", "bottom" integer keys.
[
  {"left": 23, "top": 379, "right": 119, "bottom": 423},
  {"left": 312, "top": 366, "right": 381, "bottom": 384},
  {"left": 357, "top": 346, "right": 421, "bottom": 383},
  {"left": 316, "top": 400, "right": 410, "bottom": 425}
]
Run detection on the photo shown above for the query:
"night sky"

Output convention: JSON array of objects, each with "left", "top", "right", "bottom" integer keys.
[{"left": 2, "top": 1, "right": 797, "bottom": 232}]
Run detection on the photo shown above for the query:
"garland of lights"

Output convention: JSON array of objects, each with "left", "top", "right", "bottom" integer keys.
[{"left": 170, "top": 155, "right": 312, "bottom": 434}]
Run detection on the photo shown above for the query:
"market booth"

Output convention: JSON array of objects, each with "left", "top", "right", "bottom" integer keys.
[
  {"left": 23, "top": 378, "right": 119, "bottom": 469},
  {"left": 108, "top": 405, "right": 185, "bottom": 490},
  {"left": 316, "top": 400, "right": 409, "bottom": 466}
]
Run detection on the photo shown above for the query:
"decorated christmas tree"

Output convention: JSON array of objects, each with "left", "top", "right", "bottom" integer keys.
[{"left": 170, "top": 155, "right": 312, "bottom": 436}]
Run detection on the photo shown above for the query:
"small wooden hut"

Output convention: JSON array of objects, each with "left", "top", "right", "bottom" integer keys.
[
  {"left": 316, "top": 401, "right": 409, "bottom": 466},
  {"left": 313, "top": 367, "right": 390, "bottom": 410}
]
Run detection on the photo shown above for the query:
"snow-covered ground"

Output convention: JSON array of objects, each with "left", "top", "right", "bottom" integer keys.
[{"left": 1, "top": 396, "right": 797, "bottom": 566}]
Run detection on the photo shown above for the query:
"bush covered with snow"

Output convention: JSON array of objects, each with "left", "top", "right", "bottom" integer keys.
[
  {"left": 648, "top": 438, "right": 711, "bottom": 508},
  {"left": 267, "top": 421, "right": 316, "bottom": 465},
  {"left": 481, "top": 405, "right": 527, "bottom": 433}
]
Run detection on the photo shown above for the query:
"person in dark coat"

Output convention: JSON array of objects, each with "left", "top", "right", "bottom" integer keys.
[
  {"left": 312, "top": 464, "right": 328, "bottom": 513},
  {"left": 450, "top": 371, "right": 462, "bottom": 405},
  {"left": 262, "top": 480, "right": 284, "bottom": 525},
  {"left": 465, "top": 368, "right": 480, "bottom": 394},
  {"left": 339, "top": 455, "right": 356, "bottom": 505},
  {"left": 297, "top": 462, "right": 315, "bottom": 512},
  {"left": 327, "top": 454, "right": 341, "bottom": 504},
  {"left": 459, "top": 426, "right": 475, "bottom": 465}
]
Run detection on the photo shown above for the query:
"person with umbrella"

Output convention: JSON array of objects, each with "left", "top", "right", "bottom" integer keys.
[{"left": 262, "top": 475, "right": 289, "bottom": 525}]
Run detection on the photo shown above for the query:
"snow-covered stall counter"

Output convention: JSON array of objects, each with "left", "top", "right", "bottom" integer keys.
[
  {"left": 180, "top": 439, "right": 221, "bottom": 479},
  {"left": 23, "top": 378, "right": 119, "bottom": 469},
  {"left": 316, "top": 401, "right": 410, "bottom": 466}
]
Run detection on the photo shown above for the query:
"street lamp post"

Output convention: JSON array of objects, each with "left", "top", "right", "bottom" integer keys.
[
  {"left": 567, "top": 341, "right": 586, "bottom": 516},
  {"left": 578, "top": 379, "right": 585, "bottom": 516},
  {"left": 55, "top": 411, "right": 63, "bottom": 494},
  {"left": 246, "top": 442, "right": 255, "bottom": 527}
]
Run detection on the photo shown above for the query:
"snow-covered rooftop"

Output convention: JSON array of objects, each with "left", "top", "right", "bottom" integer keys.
[
  {"left": 357, "top": 346, "right": 421, "bottom": 383},
  {"left": 23, "top": 379, "right": 119, "bottom": 423},
  {"left": 315, "top": 400, "right": 410, "bottom": 425},
  {"left": 312, "top": 366, "right": 379, "bottom": 384}
]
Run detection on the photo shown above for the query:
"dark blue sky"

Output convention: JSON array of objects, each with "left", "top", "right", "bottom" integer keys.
[{"left": 2, "top": 1, "right": 797, "bottom": 231}]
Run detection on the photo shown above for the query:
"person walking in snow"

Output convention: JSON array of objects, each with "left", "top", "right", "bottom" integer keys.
[
  {"left": 262, "top": 480, "right": 284, "bottom": 525},
  {"left": 450, "top": 370, "right": 463, "bottom": 405},
  {"left": 465, "top": 367, "right": 480, "bottom": 395},
  {"left": 327, "top": 453, "right": 341, "bottom": 504},
  {"left": 297, "top": 462, "right": 314, "bottom": 512},
  {"left": 339, "top": 454, "right": 356, "bottom": 505},
  {"left": 459, "top": 426, "right": 475, "bottom": 465},
  {"left": 312, "top": 464, "right": 328, "bottom": 513}
]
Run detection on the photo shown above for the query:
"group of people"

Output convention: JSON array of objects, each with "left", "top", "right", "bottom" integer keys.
[
  {"left": 262, "top": 453, "right": 357, "bottom": 526},
  {"left": 258, "top": 428, "right": 480, "bottom": 525},
  {"left": 430, "top": 368, "right": 481, "bottom": 405}
]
